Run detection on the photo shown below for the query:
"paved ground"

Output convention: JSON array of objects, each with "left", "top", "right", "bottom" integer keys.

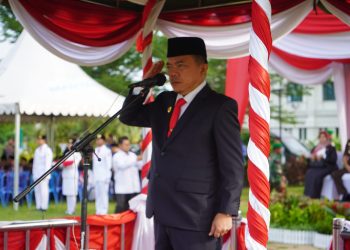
[{"left": 268, "top": 243, "right": 321, "bottom": 250}]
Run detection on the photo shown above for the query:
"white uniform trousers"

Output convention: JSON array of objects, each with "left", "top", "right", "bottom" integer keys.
[
  {"left": 66, "top": 195, "right": 77, "bottom": 214},
  {"left": 34, "top": 178, "right": 49, "bottom": 210},
  {"left": 95, "top": 181, "right": 109, "bottom": 215}
]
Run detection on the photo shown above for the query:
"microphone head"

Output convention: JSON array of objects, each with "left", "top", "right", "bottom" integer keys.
[{"left": 154, "top": 73, "right": 167, "bottom": 87}]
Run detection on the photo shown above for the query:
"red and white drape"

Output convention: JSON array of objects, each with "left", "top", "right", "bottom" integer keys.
[{"left": 8, "top": 0, "right": 350, "bottom": 249}]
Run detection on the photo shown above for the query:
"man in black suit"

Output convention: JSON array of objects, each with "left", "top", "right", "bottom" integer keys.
[{"left": 120, "top": 37, "right": 244, "bottom": 250}]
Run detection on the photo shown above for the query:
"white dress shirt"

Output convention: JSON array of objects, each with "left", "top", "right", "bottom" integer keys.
[
  {"left": 33, "top": 144, "right": 53, "bottom": 180},
  {"left": 113, "top": 150, "right": 141, "bottom": 194},
  {"left": 176, "top": 80, "right": 206, "bottom": 117},
  {"left": 93, "top": 144, "right": 112, "bottom": 182}
]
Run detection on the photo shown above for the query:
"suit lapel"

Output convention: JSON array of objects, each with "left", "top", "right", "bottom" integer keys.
[
  {"left": 158, "top": 92, "right": 177, "bottom": 148},
  {"left": 162, "top": 85, "right": 211, "bottom": 149}
]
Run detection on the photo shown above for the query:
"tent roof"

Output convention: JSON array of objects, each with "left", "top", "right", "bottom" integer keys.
[{"left": 0, "top": 30, "right": 125, "bottom": 117}]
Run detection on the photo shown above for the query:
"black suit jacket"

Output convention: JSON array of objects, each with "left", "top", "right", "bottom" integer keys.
[{"left": 120, "top": 85, "right": 244, "bottom": 232}]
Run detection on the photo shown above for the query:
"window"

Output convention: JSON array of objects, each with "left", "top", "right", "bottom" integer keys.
[
  {"left": 299, "top": 128, "right": 307, "bottom": 140},
  {"left": 323, "top": 81, "right": 335, "bottom": 101},
  {"left": 287, "top": 83, "right": 303, "bottom": 102}
]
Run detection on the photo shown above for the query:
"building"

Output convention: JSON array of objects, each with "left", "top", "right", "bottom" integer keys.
[{"left": 269, "top": 80, "right": 339, "bottom": 146}]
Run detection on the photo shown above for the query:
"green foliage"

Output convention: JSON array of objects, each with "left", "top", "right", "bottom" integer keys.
[
  {"left": 0, "top": 4, "right": 22, "bottom": 42},
  {"left": 270, "top": 195, "right": 340, "bottom": 234}
]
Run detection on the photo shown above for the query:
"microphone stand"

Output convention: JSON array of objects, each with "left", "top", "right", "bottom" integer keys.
[{"left": 13, "top": 88, "right": 150, "bottom": 250}]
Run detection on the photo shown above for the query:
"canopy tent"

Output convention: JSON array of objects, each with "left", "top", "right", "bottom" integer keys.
[
  {"left": 6, "top": 0, "right": 350, "bottom": 249},
  {"left": 0, "top": 31, "right": 125, "bottom": 118},
  {"left": 0, "top": 30, "right": 125, "bottom": 211}
]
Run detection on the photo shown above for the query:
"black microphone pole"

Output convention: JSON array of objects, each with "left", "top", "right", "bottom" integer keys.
[{"left": 13, "top": 87, "right": 150, "bottom": 250}]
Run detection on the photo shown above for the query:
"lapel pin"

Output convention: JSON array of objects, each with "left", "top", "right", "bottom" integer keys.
[{"left": 167, "top": 106, "right": 172, "bottom": 113}]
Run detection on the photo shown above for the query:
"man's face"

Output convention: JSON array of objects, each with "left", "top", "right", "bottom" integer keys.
[
  {"left": 37, "top": 138, "right": 45, "bottom": 145},
  {"left": 166, "top": 55, "right": 208, "bottom": 96},
  {"left": 96, "top": 138, "right": 104, "bottom": 147},
  {"left": 120, "top": 139, "right": 131, "bottom": 153}
]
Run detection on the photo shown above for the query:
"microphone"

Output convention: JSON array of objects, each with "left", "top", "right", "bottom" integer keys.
[{"left": 128, "top": 73, "right": 166, "bottom": 89}]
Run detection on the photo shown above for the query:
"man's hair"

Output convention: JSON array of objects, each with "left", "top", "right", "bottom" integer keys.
[
  {"left": 192, "top": 55, "right": 207, "bottom": 65},
  {"left": 118, "top": 136, "right": 129, "bottom": 145}
]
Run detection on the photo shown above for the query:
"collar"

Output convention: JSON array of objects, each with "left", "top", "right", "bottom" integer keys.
[{"left": 176, "top": 80, "right": 206, "bottom": 104}]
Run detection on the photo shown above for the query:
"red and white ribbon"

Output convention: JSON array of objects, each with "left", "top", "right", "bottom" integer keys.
[{"left": 245, "top": 0, "right": 272, "bottom": 249}]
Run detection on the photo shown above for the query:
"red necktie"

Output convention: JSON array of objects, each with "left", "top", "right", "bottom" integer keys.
[{"left": 168, "top": 98, "right": 186, "bottom": 137}]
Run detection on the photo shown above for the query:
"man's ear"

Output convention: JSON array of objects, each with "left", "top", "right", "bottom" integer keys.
[{"left": 201, "top": 63, "right": 209, "bottom": 75}]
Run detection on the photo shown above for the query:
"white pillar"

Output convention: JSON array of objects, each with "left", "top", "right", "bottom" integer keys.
[{"left": 13, "top": 103, "right": 21, "bottom": 210}]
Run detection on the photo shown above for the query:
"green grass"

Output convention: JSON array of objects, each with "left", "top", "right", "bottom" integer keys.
[{"left": 0, "top": 186, "right": 305, "bottom": 221}]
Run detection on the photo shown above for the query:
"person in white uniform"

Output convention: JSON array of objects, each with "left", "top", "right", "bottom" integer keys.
[
  {"left": 93, "top": 134, "right": 112, "bottom": 215},
  {"left": 62, "top": 139, "right": 82, "bottom": 215},
  {"left": 33, "top": 135, "right": 53, "bottom": 211},
  {"left": 113, "top": 136, "right": 141, "bottom": 213}
]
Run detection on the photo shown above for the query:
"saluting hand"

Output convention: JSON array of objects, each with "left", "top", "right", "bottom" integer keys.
[
  {"left": 208, "top": 213, "right": 233, "bottom": 238},
  {"left": 143, "top": 60, "right": 164, "bottom": 79}
]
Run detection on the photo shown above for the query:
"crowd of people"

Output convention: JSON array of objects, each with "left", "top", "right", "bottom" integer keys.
[{"left": 0, "top": 134, "right": 143, "bottom": 215}]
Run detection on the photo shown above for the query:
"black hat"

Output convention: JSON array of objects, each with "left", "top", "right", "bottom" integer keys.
[{"left": 167, "top": 37, "right": 207, "bottom": 63}]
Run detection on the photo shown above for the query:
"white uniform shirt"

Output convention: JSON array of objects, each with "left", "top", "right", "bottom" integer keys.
[
  {"left": 33, "top": 144, "right": 53, "bottom": 180},
  {"left": 93, "top": 144, "right": 112, "bottom": 182},
  {"left": 62, "top": 152, "right": 82, "bottom": 179},
  {"left": 113, "top": 150, "right": 141, "bottom": 194}
]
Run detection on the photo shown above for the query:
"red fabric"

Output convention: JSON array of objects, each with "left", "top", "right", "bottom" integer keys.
[
  {"left": 225, "top": 57, "right": 250, "bottom": 126},
  {"left": 327, "top": 0, "right": 350, "bottom": 15},
  {"left": 0, "top": 229, "right": 47, "bottom": 250},
  {"left": 167, "top": 98, "right": 186, "bottom": 137},
  {"left": 293, "top": 7, "right": 350, "bottom": 34},
  {"left": 237, "top": 222, "right": 247, "bottom": 250},
  {"left": 19, "top": 0, "right": 142, "bottom": 47},
  {"left": 272, "top": 47, "right": 350, "bottom": 70},
  {"left": 62, "top": 160, "right": 74, "bottom": 167},
  {"left": 0, "top": 212, "right": 136, "bottom": 250},
  {"left": 159, "top": 0, "right": 305, "bottom": 26}
]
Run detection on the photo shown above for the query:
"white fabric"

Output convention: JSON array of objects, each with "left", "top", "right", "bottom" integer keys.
[
  {"left": 33, "top": 144, "right": 53, "bottom": 180},
  {"left": 34, "top": 178, "right": 49, "bottom": 210},
  {"left": 112, "top": 150, "right": 141, "bottom": 194},
  {"left": 129, "top": 194, "right": 155, "bottom": 250},
  {"left": 0, "top": 31, "right": 125, "bottom": 117},
  {"left": 333, "top": 63, "right": 350, "bottom": 151},
  {"left": 9, "top": 0, "right": 138, "bottom": 66},
  {"left": 95, "top": 181, "right": 110, "bottom": 215},
  {"left": 62, "top": 152, "right": 81, "bottom": 196},
  {"left": 274, "top": 32, "right": 350, "bottom": 59},
  {"left": 66, "top": 195, "right": 77, "bottom": 214},
  {"left": 35, "top": 235, "right": 47, "bottom": 250},
  {"left": 92, "top": 144, "right": 112, "bottom": 182},
  {"left": 321, "top": 0, "right": 350, "bottom": 26},
  {"left": 269, "top": 52, "right": 333, "bottom": 85},
  {"left": 321, "top": 174, "right": 350, "bottom": 201},
  {"left": 247, "top": 140, "right": 270, "bottom": 180},
  {"left": 176, "top": 80, "right": 206, "bottom": 117},
  {"left": 249, "top": 189, "right": 270, "bottom": 229},
  {"left": 156, "top": 0, "right": 313, "bottom": 59}
]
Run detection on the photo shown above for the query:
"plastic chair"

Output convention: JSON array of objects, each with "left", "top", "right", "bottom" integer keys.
[
  {"left": 49, "top": 171, "right": 61, "bottom": 204},
  {"left": 19, "top": 171, "right": 33, "bottom": 207},
  {"left": 3, "top": 171, "right": 14, "bottom": 206},
  {"left": 0, "top": 171, "right": 5, "bottom": 207}
]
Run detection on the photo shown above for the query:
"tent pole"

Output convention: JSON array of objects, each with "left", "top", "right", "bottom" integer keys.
[{"left": 13, "top": 103, "right": 21, "bottom": 211}]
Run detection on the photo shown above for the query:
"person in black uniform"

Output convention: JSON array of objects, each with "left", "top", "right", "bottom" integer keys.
[
  {"left": 120, "top": 37, "right": 244, "bottom": 250},
  {"left": 304, "top": 130, "right": 338, "bottom": 198}
]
